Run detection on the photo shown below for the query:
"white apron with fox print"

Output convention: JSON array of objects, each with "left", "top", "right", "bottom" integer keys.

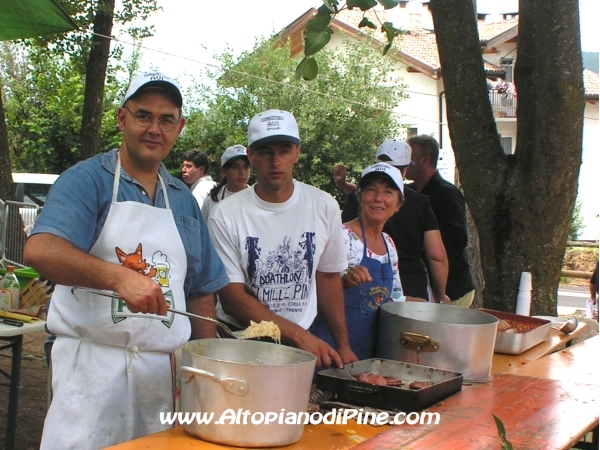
[{"left": 41, "top": 154, "right": 190, "bottom": 450}]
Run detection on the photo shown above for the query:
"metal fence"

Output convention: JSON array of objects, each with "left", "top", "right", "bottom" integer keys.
[
  {"left": 1, "top": 200, "right": 40, "bottom": 267},
  {"left": 489, "top": 91, "right": 517, "bottom": 117}
]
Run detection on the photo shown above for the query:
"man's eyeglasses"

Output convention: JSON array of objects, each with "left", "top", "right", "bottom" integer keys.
[{"left": 123, "top": 106, "right": 179, "bottom": 133}]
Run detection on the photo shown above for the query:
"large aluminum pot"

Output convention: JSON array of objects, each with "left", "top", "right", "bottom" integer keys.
[
  {"left": 377, "top": 303, "right": 498, "bottom": 381},
  {"left": 180, "top": 339, "right": 316, "bottom": 447}
]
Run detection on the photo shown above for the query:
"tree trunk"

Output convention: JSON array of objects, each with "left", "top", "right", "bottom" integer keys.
[
  {"left": 429, "top": 0, "right": 584, "bottom": 315},
  {"left": 0, "top": 87, "right": 14, "bottom": 201},
  {"left": 79, "top": 0, "right": 115, "bottom": 160},
  {"left": 456, "top": 172, "right": 484, "bottom": 308},
  {"left": 466, "top": 204, "right": 484, "bottom": 308}
]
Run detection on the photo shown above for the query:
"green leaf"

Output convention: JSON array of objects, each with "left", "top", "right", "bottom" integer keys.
[
  {"left": 347, "top": 0, "right": 378, "bottom": 11},
  {"left": 378, "top": 0, "right": 399, "bottom": 9},
  {"left": 492, "top": 414, "right": 507, "bottom": 439},
  {"left": 314, "top": 6, "right": 333, "bottom": 25},
  {"left": 492, "top": 414, "right": 513, "bottom": 450},
  {"left": 295, "top": 57, "right": 319, "bottom": 80},
  {"left": 358, "top": 17, "right": 377, "bottom": 29},
  {"left": 304, "top": 20, "right": 333, "bottom": 56},
  {"left": 381, "top": 21, "right": 402, "bottom": 45},
  {"left": 322, "top": 0, "right": 339, "bottom": 13}
]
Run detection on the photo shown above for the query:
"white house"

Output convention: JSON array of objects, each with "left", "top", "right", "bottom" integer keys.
[{"left": 279, "top": 1, "right": 599, "bottom": 240}]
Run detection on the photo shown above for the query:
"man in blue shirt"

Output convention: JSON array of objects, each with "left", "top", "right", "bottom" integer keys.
[{"left": 24, "top": 72, "right": 229, "bottom": 449}]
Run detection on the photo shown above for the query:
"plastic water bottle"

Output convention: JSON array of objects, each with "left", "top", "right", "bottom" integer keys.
[{"left": 0, "top": 266, "right": 20, "bottom": 311}]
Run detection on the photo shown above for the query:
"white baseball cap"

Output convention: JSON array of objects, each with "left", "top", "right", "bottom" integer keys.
[
  {"left": 248, "top": 109, "right": 300, "bottom": 150},
  {"left": 221, "top": 144, "right": 248, "bottom": 167},
  {"left": 359, "top": 162, "right": 404, "bottom": 194},
  {"left": 123, "top": 71, "right": 182, "bottom": 108},
  {"left": 375, "top": 140, "right": 413, "bottom": 167}
]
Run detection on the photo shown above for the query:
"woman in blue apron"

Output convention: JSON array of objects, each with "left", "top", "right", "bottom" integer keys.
[{"left": 311, "top": 163, "right": 424, "bottom": 360}]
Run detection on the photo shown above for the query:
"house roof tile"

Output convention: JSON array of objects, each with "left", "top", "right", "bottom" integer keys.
[
  {"left": 288, "top": 8, "right": 595, "bottom": 94},
  {"left": 584, "top": 69, "right": 599, "bottom": 98},
  {"left": 477, "top": 19, "right": 518, "bottom": 42},
  {"left": 333, "top": 8, "right": 515, "bottom": 75}
]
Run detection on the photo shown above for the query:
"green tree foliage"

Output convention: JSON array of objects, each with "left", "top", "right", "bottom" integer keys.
[
  {"left": 0, "top": 41, "right": 134, "bottom": 174},
  {"left": 174, "top": 37, "right": 407, "bottom": 203},
  {"left": 569, "top": 197, "right": 584, "bottom": 241},
  {"left": 1, "top": 43, "right": 85, "bottom": 173},
  {"left": 298, "top": 0, "right": 405, "bottom": 80},
  {"left": 0, "top": 0, "right": 158, "bottom": 179},
  {"left": 38, "top": 0, "right": 158, "bottom": 75}
]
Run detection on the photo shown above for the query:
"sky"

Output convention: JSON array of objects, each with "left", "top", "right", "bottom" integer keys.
[{"left": 118, "top": 0, "right": 598, "bottom": 91}]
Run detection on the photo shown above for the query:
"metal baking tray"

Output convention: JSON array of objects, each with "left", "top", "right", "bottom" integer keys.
[
  {"left": 315, "top": 358, "right": 463, "bottom": 412},
  {"left": 478, "top": 309, "right": 551, "bottom": 355}
]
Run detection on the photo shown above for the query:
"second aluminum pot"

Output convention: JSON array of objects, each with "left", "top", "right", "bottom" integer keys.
[
  {"left": 180, "top": 339, "right": 316, "bottom": 447},
  {"left": 376, "top": 302, "right": 498, "bottom": 381}
]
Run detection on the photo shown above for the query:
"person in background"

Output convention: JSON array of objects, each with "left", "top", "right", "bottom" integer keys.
[
  {"left": 405, "top": 135, "right": 476, "bottom": 307},
  {"left": 201, "top": 144, "right": 251, "bottom": 221},
  {"left": 181, "top": 149, "right": 216, "bottom": 206},
  {"left": 208, "top": 109, "right": 357, "bottom": 369},
  {"left": 333, "top": 140, "right": 449, "bottom": 303},
  {"left": 590, "top": 260, "right": 599, "bottom": 319},
  {"left": 312, "top": 163, "right": 426, "bottom": 360},
  {"left": 24, "top": 71, "right": 229, "bottom": 450}
]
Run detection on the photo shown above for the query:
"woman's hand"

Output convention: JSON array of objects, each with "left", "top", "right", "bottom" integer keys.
[
  {"left": 439, "top": 295, "right": 452, "bottom": 304},
  {"left": 342, "top": 265, "right": 372, "bottom": 288}
]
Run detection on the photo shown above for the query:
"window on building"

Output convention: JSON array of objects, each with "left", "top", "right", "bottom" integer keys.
[{"left": 407, "top": 127, "right": 418, "bottom": 138}]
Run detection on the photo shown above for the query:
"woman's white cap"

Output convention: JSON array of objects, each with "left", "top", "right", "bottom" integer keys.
[
  {"left": 221, "top": 144, "right": 248, "bottom": 167},
  {"left": 360, "top": 162, "right": 404, "bottom": 194}
]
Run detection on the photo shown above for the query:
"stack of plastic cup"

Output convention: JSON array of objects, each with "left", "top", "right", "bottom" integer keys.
[{"left": 515, "top": 272, "right": 532, "bottom": 316}]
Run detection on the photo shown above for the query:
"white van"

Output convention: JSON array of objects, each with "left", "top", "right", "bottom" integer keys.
[
  {"left": 1, "top": 173, "right": 59, "bottom": 266},
  {"left": 12, "top": 173, "right": 59, "bottom": 207}
]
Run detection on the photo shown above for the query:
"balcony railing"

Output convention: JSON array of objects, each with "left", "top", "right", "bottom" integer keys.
[{"left": 489, "top": 91, "right": 517, "bottom": 117}]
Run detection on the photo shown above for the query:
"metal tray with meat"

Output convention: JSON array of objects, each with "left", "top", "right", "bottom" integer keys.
[
  {"left": 315, "top": 358, "right": 463, "bottom": 412},
  {"left": 478, "top": 309, "right": 551, "bottom": 355}
]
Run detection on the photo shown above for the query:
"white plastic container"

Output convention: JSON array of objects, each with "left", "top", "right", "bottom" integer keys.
[
  {"left": 515, "top": 272, "right": 532, "bottom": 316},
  {"left": 0, "top": 266, "right": 20, "bottom": 310}
]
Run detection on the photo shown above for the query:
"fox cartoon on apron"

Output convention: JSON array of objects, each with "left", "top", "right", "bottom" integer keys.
[{"left": 41, "top": 153, "right": 190, "bottom": 450}]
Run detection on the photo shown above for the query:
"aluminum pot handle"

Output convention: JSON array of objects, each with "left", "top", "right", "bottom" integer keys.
[
  {"left": 400, "top": 332, "right": 440, "bottom": 353},
  {"left": 180, "top": 366, "right": 248, "bottom": 396}
]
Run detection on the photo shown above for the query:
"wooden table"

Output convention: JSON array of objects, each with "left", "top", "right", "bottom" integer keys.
[
  {"left": 507, "top": 335, "right": 600, "bottom": 448},
  {"left": 107, "top": 326, "right": 596, "bottom": 450},
  {"left": 358, "top": 336, "right": 600, "bottom": 450},
  {"left": 508, "top": 334, "right": 599, "bottom": 383},
  {"left": 0, "top": 319, "right": 46, "bottom": 450},
  {"left": 355, "top": 372, "right": 599, "bottom": 450},
  {"left": 107, "top": 420, "right": 385, "bottom": 450}
]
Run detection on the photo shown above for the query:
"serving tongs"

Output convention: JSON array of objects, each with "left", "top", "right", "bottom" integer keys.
[{"left": 71, "top": 287, "right": 253, "bottom": 340}]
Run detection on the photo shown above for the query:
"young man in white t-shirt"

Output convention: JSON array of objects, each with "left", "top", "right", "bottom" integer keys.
[{"left": 208, "top": 109, "right": 357, "bottom": 369}]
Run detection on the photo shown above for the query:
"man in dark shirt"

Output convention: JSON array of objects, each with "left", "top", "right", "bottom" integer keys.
[
  {"left": 334, "top": 140, "right": 449, "bottom": 303},
  {"left": 405, "top": 135, "right": 476, "bottom": 307},
  {"left": 590, "top": 261, "right": 599, "bottom": 317}
]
